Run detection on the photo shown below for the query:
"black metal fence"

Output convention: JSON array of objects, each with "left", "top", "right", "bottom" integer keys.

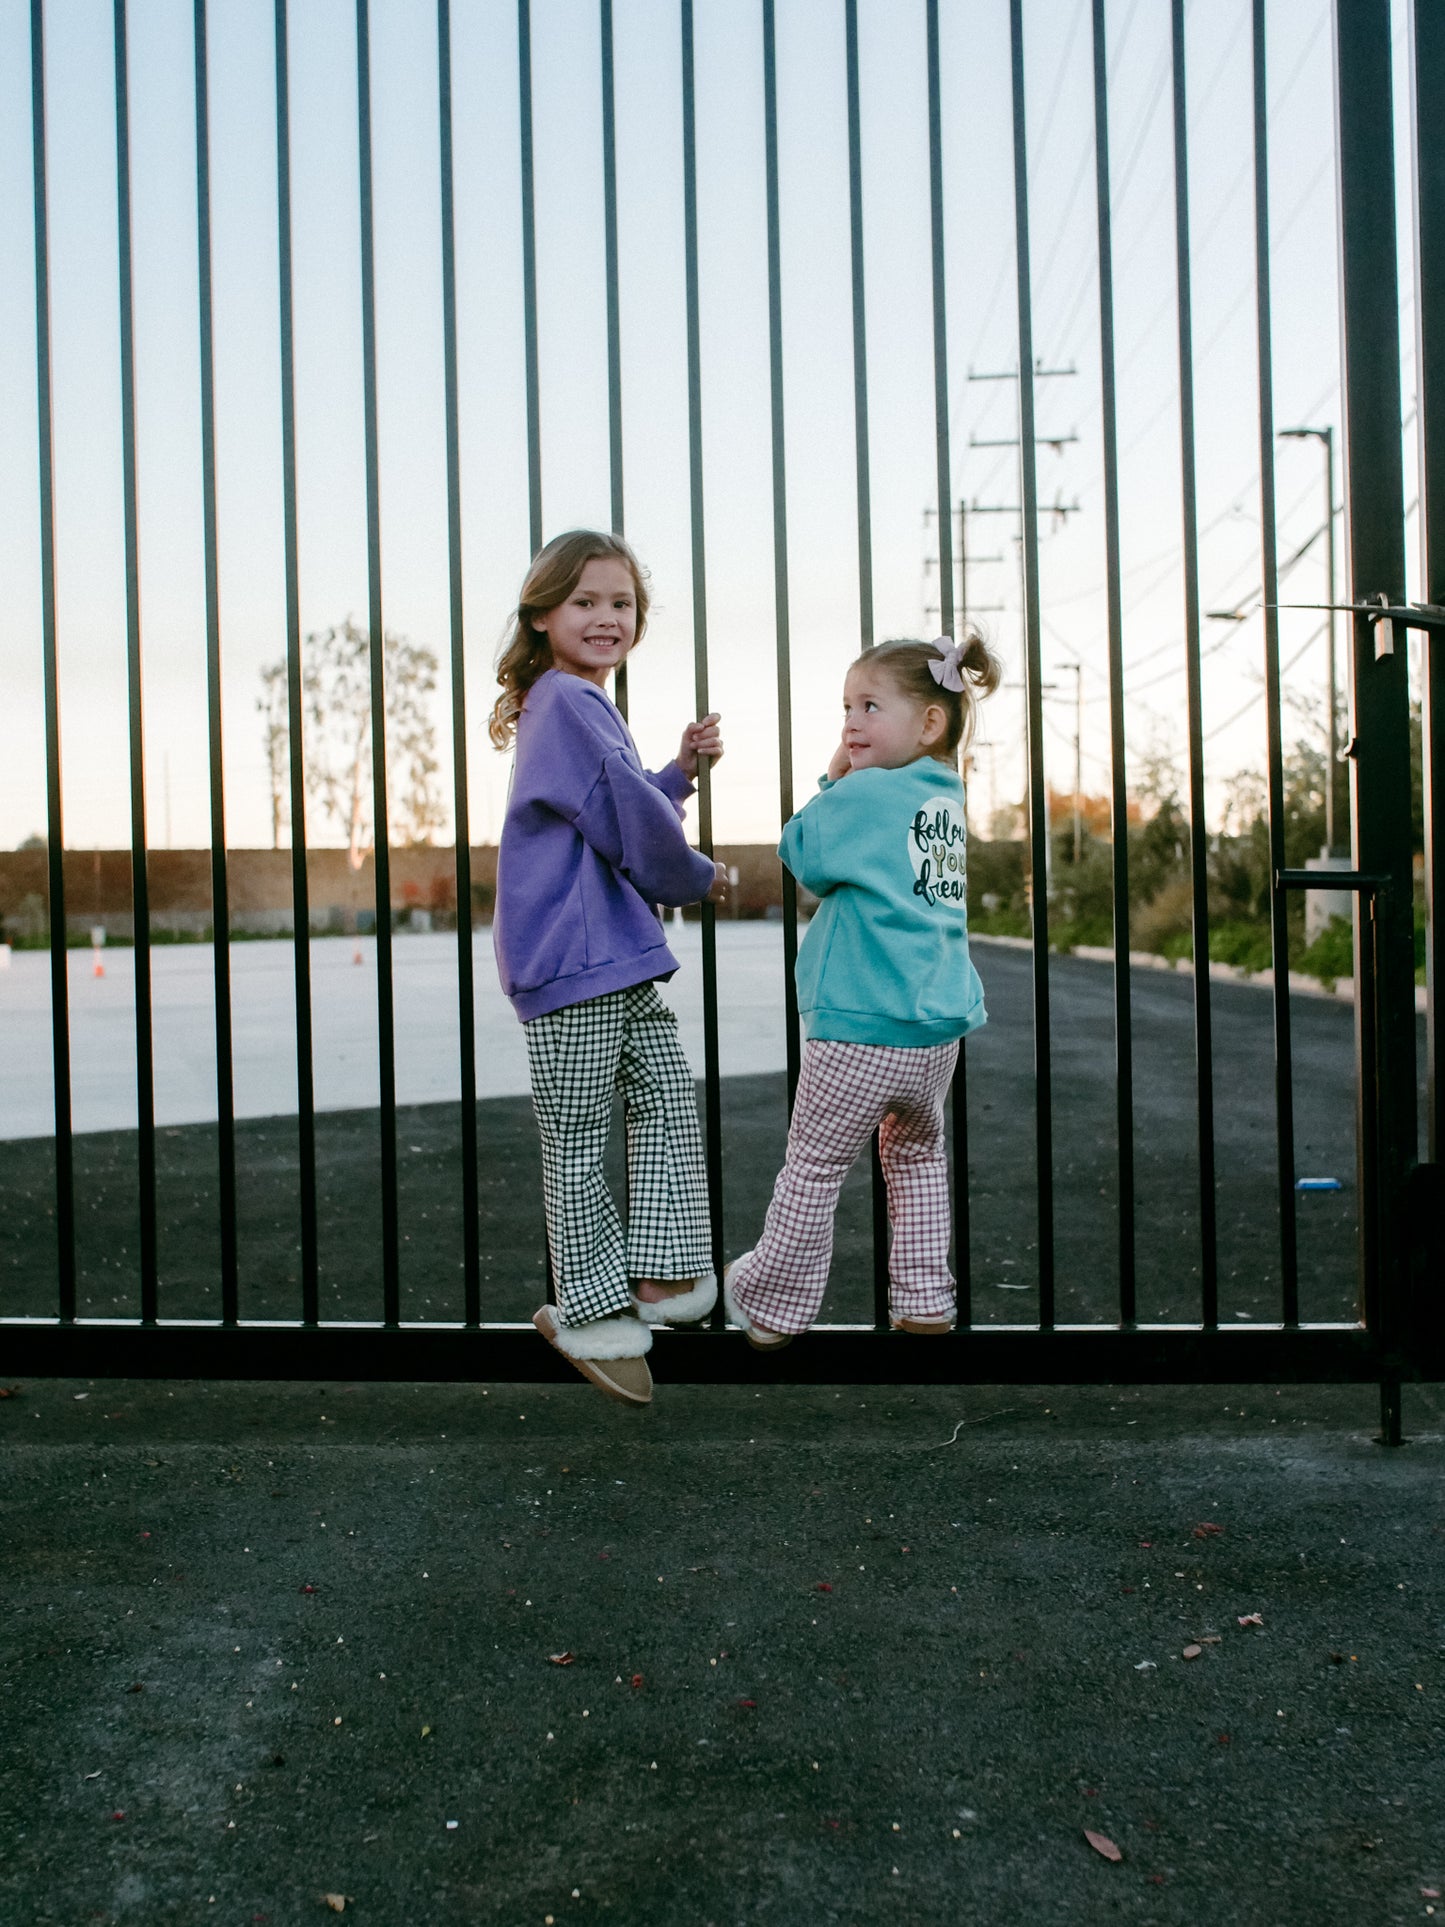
[{"left": 5, "top": 0, "right": 1440, "bottom": 1424}]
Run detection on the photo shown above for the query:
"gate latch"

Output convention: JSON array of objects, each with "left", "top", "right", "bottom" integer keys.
[{"left": 1269, "top": 596, "right": 1445, "bottom": 661}]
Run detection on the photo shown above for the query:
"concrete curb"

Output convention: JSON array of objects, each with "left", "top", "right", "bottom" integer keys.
[{"left": 971, "top": 931, "right": 1428, "bottom": 1012}]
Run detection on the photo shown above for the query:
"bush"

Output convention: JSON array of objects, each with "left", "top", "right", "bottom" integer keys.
[
  {"left": 1131, "top": 875, "right": 1194, "bottom": 955},
  {"left": 968, "top": 903, "right": 1030, "bottom": 940},
  {"left": 1207, "top": 919, "right": 1275, "bottom": 975},
  {"left": 1297, "top": 915, "right": 1353, "bottom": 990},
  {"left": 1048, "top": 913, "right": 1114, "bottom": 953}
]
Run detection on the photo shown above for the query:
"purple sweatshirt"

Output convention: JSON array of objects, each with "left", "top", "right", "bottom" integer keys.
[{"left": 494, "top": 668, "right": 717, "bottom": 1021}]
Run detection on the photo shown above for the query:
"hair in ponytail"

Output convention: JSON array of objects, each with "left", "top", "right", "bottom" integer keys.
[
  {"left": 488, "top": 529, "right": 651, "bottom": 750},
  {"left": 852, "top": 631, "right": 1002, "bottom": 760}
]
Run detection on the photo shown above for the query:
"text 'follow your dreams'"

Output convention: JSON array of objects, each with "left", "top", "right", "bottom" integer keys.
[{"left": 910, "top": 805, "right": 966, "bottom": 908}]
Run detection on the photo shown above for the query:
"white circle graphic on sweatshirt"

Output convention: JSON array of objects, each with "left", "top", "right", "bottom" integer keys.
[{"left": 908, "top": 799, "right": 967, "bottom": 909}]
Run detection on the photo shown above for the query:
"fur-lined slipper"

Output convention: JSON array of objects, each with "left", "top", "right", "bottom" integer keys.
[
  {"left": 722, "top": 1259, "right": 793, "bottom": 1352},
  {"left": 629, "top": 1270, "right": 718, "bottom": 1327},
  {"left": 532, "top": 1305, "right": 653, "bottom": 1405},
  {"left": 890, "top": 1315, "right": 956, "bottom": 1335}
]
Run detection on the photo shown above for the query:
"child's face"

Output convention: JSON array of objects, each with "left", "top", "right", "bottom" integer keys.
[
  {"left": 533, "top": 556, "right": 639, "bottom": 687},
  {"left": 840, "top": 663, "right": 944, "bottom": 770}
]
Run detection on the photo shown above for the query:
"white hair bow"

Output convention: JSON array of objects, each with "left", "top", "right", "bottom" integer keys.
[{"left": 927, "top": 635, "right": 967, "bottom": 693}]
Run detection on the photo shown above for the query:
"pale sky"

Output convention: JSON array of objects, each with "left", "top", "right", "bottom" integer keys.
[{"left": 0, "top": 0, "right": 1427, "bottom": 857}]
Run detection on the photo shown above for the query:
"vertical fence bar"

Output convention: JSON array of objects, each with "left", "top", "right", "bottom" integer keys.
[
  {"left": 273, "top": 0, "right": 319, "bottom": 1322},
  {"left": 518, "top": 0, "right": 542, "bottom": 554},
  {"left": 761, "top": 0, "right": 800, "bottom": 1107},
  {"left": 1250, "top": 0, "right": 1300, "bottom": 1324},
  {"left": 192, "top": 0, "right": 239, "bottom": 1322},
  {"left": 1008, "top": 0, "right": 1054, "bottom": 1325},
  {"left": 925, "top": 0, "right": 969, "bottom": 1322},
  {"left": 843, "top": 0, "right": 873, "bottom": 656},
  {"left": 679, "top": 0, "right": 724, "bottom": 1285},
  {"left": 436, "top": 0, "right": 481, "bottom": 1324},
  {"left": 1089, "top": 0, "right": 1136, "bottom": 1324},
  {"left": 354, "top": 0, "right": 401, "bottom": 1321},
  {"left": 600, "top": 0, "right": 627, "bottom": 720},
  {"left": 843, "top": 0, "right": 889, "bottom": 1324},
  {"left": 1412, "top": 0, "right": 1444, "bottom": 1169},
  {"left": 112, "top": 0, "right": 159, "bottom": 1321},
  {"left": 29, "top": 0, "right": 76, "bottom": 1319},
  {"left": 1332, "top": 0, "right": 1416, "bottom": 1351},
  {"left": 1168, "top": 0, "right": 1218, "bottom": 1326}
]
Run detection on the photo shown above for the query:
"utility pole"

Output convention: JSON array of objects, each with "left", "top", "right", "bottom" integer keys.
[
  {"left": 1065, "top": 661, "right": 1083, "bottom": 863},
  {"left": 924, "top": 500, "right": 1005, "bottom": 629},
  {"left": 961, "top": 362, "right": 1081, "bottom": 862}
]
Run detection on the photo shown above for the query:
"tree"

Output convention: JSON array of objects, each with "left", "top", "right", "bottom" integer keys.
[
  {"left": 258, "top": 619, "right": 446, "bottom": 868},
  {"left": 257, "top": 659, "right": 289, "bottom": 851}
]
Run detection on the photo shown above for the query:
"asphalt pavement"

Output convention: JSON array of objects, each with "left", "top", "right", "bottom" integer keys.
[
  {"left": 3, "top": 947, "right": 1437, "bottom": 1924},
  {"left": 2, "top": 1376, "right": 1443, "bottom": 1926}
]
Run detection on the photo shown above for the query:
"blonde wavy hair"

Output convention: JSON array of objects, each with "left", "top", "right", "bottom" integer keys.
[{"left": 488, "top": 529, "right": 650, "bottom": 750}]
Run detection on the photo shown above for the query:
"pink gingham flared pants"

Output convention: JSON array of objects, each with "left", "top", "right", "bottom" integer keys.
[{"left": 728, "top": 1037, "right": 960, "bottom": 1334}]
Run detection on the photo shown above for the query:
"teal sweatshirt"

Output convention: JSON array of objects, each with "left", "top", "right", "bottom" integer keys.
[{"left": 779, "top": 758, "right": 986, "bottom": 1048}]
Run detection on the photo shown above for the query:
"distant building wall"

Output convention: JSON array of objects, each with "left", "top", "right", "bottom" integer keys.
[{"left": 0, "top": 843, "right": 804, "bottom": 939}]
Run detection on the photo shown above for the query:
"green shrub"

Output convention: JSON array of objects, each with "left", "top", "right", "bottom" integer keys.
[
  {"left": 1297, "top": 915, "right": 1353, "bottom": 991},
  {"left": 1207, "top": 919, "right": 1274, "bottom": 975},
  {"left": 968, "top": 904, "right": 1030, "bottom": 940},
  {"left": 1048, "top": 914, "right": 1114, "bottom": 953}
]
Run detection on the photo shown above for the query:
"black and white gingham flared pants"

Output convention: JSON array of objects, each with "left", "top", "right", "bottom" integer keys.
[{"left": 523, "top": 982, "right": 713, "bottom": 1326}]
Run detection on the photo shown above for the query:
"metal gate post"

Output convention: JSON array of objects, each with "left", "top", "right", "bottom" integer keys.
[
  {"left": 1332, "top": 0, "right": 1419, "bottom": 1440},
  {"left": 1409, "top": 0, "right": 1445, "bottom": 1356}
]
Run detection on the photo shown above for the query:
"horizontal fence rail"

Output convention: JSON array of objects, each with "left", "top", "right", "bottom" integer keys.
[{"left": 3, "top": 0, "right": 1437, "bottom": 1419}]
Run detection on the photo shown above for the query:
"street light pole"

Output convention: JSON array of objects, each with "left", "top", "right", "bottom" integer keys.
[{"left": 1279, "top": 425, "right": 1342, "bottom": 853}]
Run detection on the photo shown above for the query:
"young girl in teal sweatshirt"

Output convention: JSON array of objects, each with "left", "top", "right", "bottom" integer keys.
[{"left": 725, "top": 633, "right": 1000, "bottom": 1345}]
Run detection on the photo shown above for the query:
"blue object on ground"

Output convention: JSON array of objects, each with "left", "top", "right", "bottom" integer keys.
[{"left": 1295, "top": 1176, "right": 1344, "bottom": 1191}]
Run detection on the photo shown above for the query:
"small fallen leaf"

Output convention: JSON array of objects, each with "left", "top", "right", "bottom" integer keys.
[
  {"left": 736, "top": 1698, "right": 757, "bottom": 1708},
  {"left": 1084, "top": 1829, "right": 1123, "bottom": 1862},
  {"left": 1422, "top": 1889, "right": 1441, "bottom": 1899},
  {"left": 83, "top": 1771, "right": 101, "bottom": 1781},
  {"left": 111, "top": 1811, "right": 125, "bottom": 1822},
  {"left": 1238, "top": 1612, "right": 1264, "bottom": 1628},
  {"left": 1200, "top": 1635, "right": 1222, "bottom": 1645},
  {"left": 0, "top": 1385, "right": 22, "bottom": 1398},
  {"left": 1133, "top": 1660, "right": 1156, "bottom": 1671},
  {"left": 549, "top": 1652, "right": 575, "bottom": 1667},
  {"left": 420, "top": 1726, "right": 431, "bottom": 1739},
  {"left": 323, "top": 1897, "right": 346, "bottom": 1915},
  {"left": 1217, "top": 1733, "right": 1231, "bottom": 1745},
  {"left": 300, "top": 1584, "right": 318, "bottom": 1595},
  {"left": 1182, "top": 1645, "right": 1202, "bottom": 1660},
  {"left": 630, "top": 1673, "right": 644, "bottom": 1689},
  {"left": 1138, "top": 1540, "right": 1152, "bottom": 1549},
  {"left": 126, "top": 1683, "right": 145, "bottom": 1694},
  {"left": 1193, "top": 1522, "right": 1224, "bottom": 1539},
  {"left": 815, "top": 1582, "right": 833, "bottom": 1593}
]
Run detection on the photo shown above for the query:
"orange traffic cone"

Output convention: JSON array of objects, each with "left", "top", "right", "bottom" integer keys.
[
  {"left": 353, "top": 945, "right": 364, "bottom": 966},
  {"left": 92, "top": 950, "right": 105, "bottom": 979}
]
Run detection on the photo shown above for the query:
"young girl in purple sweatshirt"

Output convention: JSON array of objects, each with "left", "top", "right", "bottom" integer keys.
[{"left": 490, "top": 529, "right": 727, "bottom": 1405}]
